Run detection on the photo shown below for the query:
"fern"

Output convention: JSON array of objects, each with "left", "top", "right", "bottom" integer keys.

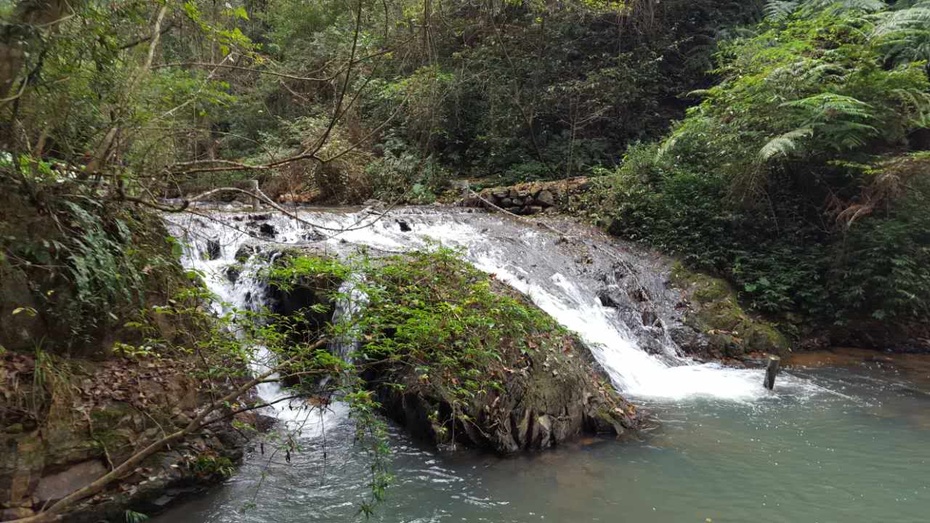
[
  {"left": 764, "top": 1, "right": 800, "bottom": 22},
  {"left": 759, "top": 128, "right": 813, "bottom": 160},
  {"left": 804, "top": 0, "right": 885, "bottom": 14},
  {"left": 56, "top": 201, "right": 146, "bottom": 342},
  {"left": 767, "top": 0, "right": 885, "bottom": 22},
  {"left": 781, "top": 93, "right": 879, "bottom": 151},
  {"left": 124, "top": 510, "right": 149, "bottom": 523},
  {"left": 872, "top": 2, "right": 930, "bottom": 65},
  {"left": 891, "top": 88, "right": 930, "bottom": 128}
]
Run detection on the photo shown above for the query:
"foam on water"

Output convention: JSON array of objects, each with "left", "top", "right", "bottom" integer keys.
[{"left": 165, "top": 207, "right": 822, "bottom": 406}]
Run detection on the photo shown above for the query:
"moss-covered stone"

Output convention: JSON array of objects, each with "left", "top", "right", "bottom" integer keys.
[
  {"left": 356, "top": 249, "right": 640, "bottom": 452},
  {"left": 268, "top": 249, "right": 642, "bottom": 454},
  {"left": 670, "top": 262, "right": 789, "bottom": 357}
]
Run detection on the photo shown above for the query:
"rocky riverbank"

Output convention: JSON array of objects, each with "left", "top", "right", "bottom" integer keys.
[
  {"left": 0, "top": 185, "right": 263, "bottom": 522},
  {"left": 0, "top": 352, "right": 263, "bottom": 522}
]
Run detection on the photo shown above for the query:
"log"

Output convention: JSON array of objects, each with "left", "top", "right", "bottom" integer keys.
[{"left": 764, "top": 355, "right": 781, "bottom": 390}]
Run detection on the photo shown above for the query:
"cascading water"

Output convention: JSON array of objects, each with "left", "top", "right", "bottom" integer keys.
[
  {"left": 167, "top": 214, "right": 348, "bottom": 434},
  {"left": 166, "top": 206, "right": 816, "bottom": 403},
  {"left": 157, "top": 206, "right": 930, "bottom": 523}
]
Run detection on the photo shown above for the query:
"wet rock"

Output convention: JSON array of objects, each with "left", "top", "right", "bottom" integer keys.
[
  {"left": 205, "top": 239, "right": 222, "bottom": 260},
  {"left": 597, "top": 290, "right": 620, "bottom": 308},
  {"left": 628, "top": 287, "right": 649, "bottom": 303},
  {"left": 225, "top": 266, "right": 241, "bottom": 283},
  {"left": 397, "top": 220, "right": 412, "bottom": 232},
  {"left": 669, "top": 262, "right": 789, "bottom": 358},
  {"left": 258, "top": 223, "right": 276, "bottom": 238},
  {"left": 638, "top": 337, "right": 665, "bottom": 355},
  {"left": 641, "top": 309, "right": 659, "bottom": 328},
  {"left": 234, "top": 244, "right": 258, "bottom": 262},
  {"left": 376, "top": 333, "right": 639, "bottom": 455}
]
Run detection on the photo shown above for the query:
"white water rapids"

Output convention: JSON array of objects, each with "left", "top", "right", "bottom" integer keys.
[{"left": 165, "top": 206, "right": 820, "bottom": 406}]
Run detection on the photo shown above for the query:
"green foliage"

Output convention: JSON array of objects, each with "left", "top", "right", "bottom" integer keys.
[
  {"left": 264, "top": 253, "right": 350, "bottom": 290},
  {"left": 366, "top": 146, "right": 450, "bottom": 204},
  {"left": 124, "top": 510, "right": 150, "bottom": 523},
  {"left": 587, "top": 1, "right": 930, "bottom": 330},
  {"left": 188, "top": 453, "right": 235, "bottom": 478},
  {"left": 352, "top": 247, "right": 558, "bottom": 404},
  {"left": 0, "top": 174, "right": 185, "bottom": 351},
  {"left": 661, "top": 1, "right": 930, "bottom": 200}
]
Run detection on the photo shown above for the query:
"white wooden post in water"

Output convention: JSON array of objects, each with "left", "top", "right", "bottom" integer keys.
[
  {"left": 249, "top": 179, "right": 260, "bottom": 210},
  {"left": 764, "top": 355, "right": 781, "bottom": 390}
]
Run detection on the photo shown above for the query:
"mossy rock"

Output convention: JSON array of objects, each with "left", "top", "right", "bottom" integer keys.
[
  {"left": 670, "top": 262, "right": 789, "bottom": 357},
  {"left": 354, "top": 249, "right": 640, "bottom": 453}
]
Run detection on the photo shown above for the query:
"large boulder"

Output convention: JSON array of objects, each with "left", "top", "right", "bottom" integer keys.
[
  {"left": 668, "top": 262, "right": 789, "bottom": 358},
  {"left": 352, "top": 250, "right": 640, "bottom": 453}
]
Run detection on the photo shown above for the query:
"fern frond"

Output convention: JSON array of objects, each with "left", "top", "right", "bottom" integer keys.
[
  {"left": 782, "top": 93, "right": 875, "bottom": 120},
  {"left": 759, "top": 128, "right": 813, "bottom": 161},
  {"left": 764, "top": 1, "right": 800, "bottom": 22},
  {"left": 872, "top": 6, "right": 930, "bottom": 39},
  {"left": 891, "top": 88, "right": 930, "bottom": 127},
  {"left": 803, "top": 0, "right": 885, "bottom": 14},
  {"left": 872, "top": 4, "right": 930, "bottom": 66}
]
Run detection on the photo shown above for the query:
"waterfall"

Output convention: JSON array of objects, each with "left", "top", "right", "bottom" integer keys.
[
  {"left": 165, "top": 207, "right": 815, "bottom": 405},
  {"left": 167, "top": 213, "right": 347, "bottom": 435}
]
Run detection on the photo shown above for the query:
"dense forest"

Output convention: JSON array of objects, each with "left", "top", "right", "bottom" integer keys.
[
  {"left": 2, "top": 0, "right": 930, "bottom": 521},
  {"left": 3, "top": 0, "right": 929, "bottom": 337}
]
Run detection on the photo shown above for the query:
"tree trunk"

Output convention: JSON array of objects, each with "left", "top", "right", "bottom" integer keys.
[{"left": 0, "top": 0, "right": 74, "bottom": 97}]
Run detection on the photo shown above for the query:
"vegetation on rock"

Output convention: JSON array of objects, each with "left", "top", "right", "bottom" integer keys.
[{"left": 264, "top": 248, "right": 639, "bottom": 454}]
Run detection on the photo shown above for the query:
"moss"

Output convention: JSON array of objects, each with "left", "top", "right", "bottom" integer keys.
[
  {"left": 266, "top": 248, "right": 639, "bottom": 453},
  {"left": 671, "top": 262, "right": 789, "bottom": 356}
]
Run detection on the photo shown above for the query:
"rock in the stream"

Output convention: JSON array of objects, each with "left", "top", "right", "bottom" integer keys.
[
  {"left": 205, "top": 239, "right": 222, "bottom": 260},
  {"left": 234, "top": 244, "right": 259, "bottom": 262},
  {"left": 259, "top": 223, "right": 276, "bottom": 238}
]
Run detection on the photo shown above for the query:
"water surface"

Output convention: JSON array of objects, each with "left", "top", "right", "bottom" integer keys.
[
  {"left": 157, "top": 362, "right": 930, "bottom": 523},
  {"left": 160, "top": 208, "right": 930, "bottom": 522}
]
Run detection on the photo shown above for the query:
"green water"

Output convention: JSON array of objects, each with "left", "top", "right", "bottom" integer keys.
[{"left": 156, "top": 364, "right": 930, "bottom": 522}]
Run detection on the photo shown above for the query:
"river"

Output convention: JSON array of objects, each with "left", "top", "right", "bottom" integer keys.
[{"left": 159, "top": 206, "right": 930, "bottom": 522}]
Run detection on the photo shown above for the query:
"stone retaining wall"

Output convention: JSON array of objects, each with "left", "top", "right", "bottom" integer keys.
[{"left": 463, "top": 177, "right": 590, "bottom": 216}]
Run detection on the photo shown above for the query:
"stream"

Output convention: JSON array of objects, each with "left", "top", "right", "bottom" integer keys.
[{"left": 160, "top": 206, "right": 930, "bottom": 522}]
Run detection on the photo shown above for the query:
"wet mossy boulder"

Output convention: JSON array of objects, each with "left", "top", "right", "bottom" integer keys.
[
  {"left": 263, "top": 250, "right": 349, "bottom": 343},
  {"left": 669, "top": 262, "right": 789, "bottom": 358},
  {"left": 268, "top": 249, "right": 641, "bottom": 454},
  {"left": 353, "top": 249, "right": 640, "bottom": 453}
]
